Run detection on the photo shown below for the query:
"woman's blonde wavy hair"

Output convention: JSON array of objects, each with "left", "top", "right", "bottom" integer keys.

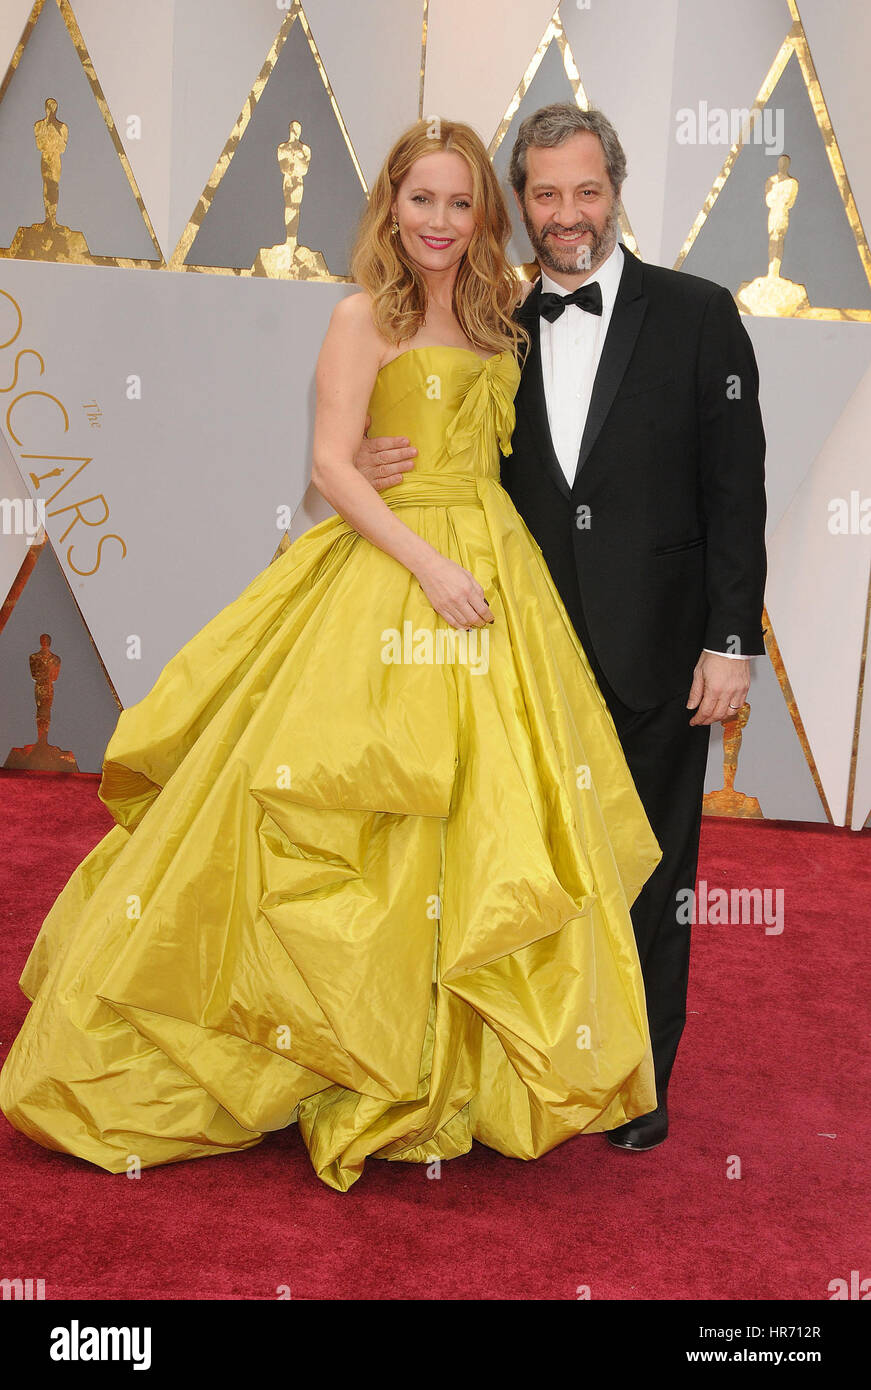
[{"left": 351, "top": 119, "right": 528, "bottom": 359}]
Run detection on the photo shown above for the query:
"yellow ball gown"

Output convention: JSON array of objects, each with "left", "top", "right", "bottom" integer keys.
[{"left": 0, "top": 345, "right": 661, "bottom": 1192}]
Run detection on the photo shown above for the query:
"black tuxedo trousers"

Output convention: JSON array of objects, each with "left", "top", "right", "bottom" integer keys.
[{"left": 563, "top": 577, "right": 711, "bottom": 1098}]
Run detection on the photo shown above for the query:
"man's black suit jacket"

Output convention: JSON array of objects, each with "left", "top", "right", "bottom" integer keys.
[{"left": 500, "top": 246, "right": 767, "bottom": 712}]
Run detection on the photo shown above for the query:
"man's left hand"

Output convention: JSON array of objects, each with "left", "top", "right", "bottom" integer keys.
[{"left": 686, "top": 652, "right": 750, "bottom": 726}]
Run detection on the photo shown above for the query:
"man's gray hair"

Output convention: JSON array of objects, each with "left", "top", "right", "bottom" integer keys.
[{"left": 508, "top": 103, "right": 627, "bottom": 198}]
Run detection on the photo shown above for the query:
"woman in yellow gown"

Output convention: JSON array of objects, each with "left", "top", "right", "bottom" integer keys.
[{"left": 0, "top": 120, "right": 661, "bottom": 1192}]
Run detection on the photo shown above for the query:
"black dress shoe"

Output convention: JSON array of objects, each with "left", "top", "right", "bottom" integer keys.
[{"left": 606, "top": 1100, "right": 668, "bottom": 1151}]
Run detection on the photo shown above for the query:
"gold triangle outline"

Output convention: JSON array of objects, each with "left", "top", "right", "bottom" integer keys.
[
  {"left": 0, "top": 525, "right": 122, "bottom": 713},
  {"left": 485, "top": 3, "right": 640, "bottom": 260},
  {"left": 418, "top": 0, "right": 429, "bottom": 120},
  {"left": 0, "top": 0, "right": 165, "bottom": 268},
  {"left": 168, "top": 0, "right": 368, "bottom": 280},
  {"left": 673, "top": 0, "right": 871, "bottom": 321},
  {"left": 763, "top": 604, "right": 833, "bottom": 823},
  {"left": 0, "top": 532, "right": 44, "bottom": 639},
  {"left": 845, "top": 557, "right": 871, "bottom": 828}
]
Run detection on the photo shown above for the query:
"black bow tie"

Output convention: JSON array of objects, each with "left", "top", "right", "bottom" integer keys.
[{"left": 538, "top": 281, "right": 603, "bottom": 321}]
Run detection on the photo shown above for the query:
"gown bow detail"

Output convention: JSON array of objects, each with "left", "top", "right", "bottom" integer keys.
[{"left": 443, "top": 349, "right": 519, "bottom": 460}]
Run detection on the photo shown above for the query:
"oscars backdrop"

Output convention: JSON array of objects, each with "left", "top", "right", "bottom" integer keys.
[{"left": 0, "top": 0, "right": 869, "bottom": 829}]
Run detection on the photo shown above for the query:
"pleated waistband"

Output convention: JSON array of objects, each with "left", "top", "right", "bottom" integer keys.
[{"left": 381, "top": 475, "right": 488, "bottom": 508}]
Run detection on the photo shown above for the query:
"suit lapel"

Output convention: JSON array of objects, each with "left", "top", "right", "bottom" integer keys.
[
  {"left": 572, "top": 246, "right": 648, "bottom": 491},
  {"left": 515, "top": 283, "right": 574, "bottom": 504}
]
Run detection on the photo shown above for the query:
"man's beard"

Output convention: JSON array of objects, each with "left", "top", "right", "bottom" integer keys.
[{"left": 521, "top": 199, "right": 619, "bottom": 276}]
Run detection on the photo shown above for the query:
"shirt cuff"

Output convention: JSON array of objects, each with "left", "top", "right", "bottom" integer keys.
[{"left": 703, "top": 648, "right": 760, "bottom": 659}]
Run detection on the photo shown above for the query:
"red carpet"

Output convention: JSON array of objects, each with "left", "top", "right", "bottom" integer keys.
[{"left": 1, "top": 768, "right": 868, "bottom": 1300}]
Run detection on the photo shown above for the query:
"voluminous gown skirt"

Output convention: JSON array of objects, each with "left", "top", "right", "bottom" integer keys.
[{"left": 0, "top": 345, "right": 662, "bottom": 1190}]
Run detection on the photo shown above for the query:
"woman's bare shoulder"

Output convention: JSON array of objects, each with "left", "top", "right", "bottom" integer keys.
[
  {"left": 316, "top": 291, "right": 391, "bottom": 394},
  {"left": 326, "top": 292, "right": 390, "bottom": 358},
  {"left": 329, "top": 290, "right": 380, "bottom": 336}
]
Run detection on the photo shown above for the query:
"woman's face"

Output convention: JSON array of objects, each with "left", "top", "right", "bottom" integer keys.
[{"left": 391, "top": 150, "right": 477, "bottom": 275}]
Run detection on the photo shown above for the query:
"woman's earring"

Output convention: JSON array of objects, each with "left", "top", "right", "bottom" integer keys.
[{"left": 390, "top": 218, "right": 399, "bottom": 235}]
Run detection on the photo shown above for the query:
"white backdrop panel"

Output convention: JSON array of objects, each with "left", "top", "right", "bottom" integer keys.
[
  {"left": 765, "top": 360, "right": 871, "bottom": 824},
  {"left": 0, "top": 0, "right": 45, "bottom": 73},
  {"left": 797, "top": 0, "right": 871, "bottom": 259},
  {"left": 423, "top": 0, "right": 558, "bottom": 144},
  {"left": 168, "top": 0, "right": 298, "bottom": 259},
  {"left": 662, "top": 0, "right": 792, "bottom": 266},
  {"left": 560, "top": 0, "right": 679, "bottom": 265},
  {"left": 305, "top": 0, "right": 423, "bottom": 187},
  {"left": 0, "top": 257, "right": 352, "bottom": 706},
  {"left": 72, "top": 0, "right": 174, "bottom": 259},
  {"left": 745, "top": 317, "right": 871, "bottom": 537}
]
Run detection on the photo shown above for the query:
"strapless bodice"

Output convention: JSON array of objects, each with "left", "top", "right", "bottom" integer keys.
[{"left": 366, "top": 346, "right": 521, "bottom": 495}]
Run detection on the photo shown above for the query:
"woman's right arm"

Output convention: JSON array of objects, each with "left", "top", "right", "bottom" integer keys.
[{"left": 310, "top": 294, "right": 493, "bottom": 630}]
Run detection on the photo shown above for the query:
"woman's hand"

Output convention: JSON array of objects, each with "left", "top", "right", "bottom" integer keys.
[{"left": 414, "top": 550, "right": 494, "bottom": 629}]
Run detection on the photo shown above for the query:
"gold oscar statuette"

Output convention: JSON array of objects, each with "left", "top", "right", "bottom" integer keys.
[
  {"left": 735, "top": 154, "right": 810, "bottom": 316},
  {"left": 0, "top": 99, "right": 91, "bottom": 261},
  {"left": 253, "top": 120, "right": 330, "bottom": 279},
  {"left": 703, "top": 701, "right": 763, "bottom": 818},
  {"left": 4, "top": 633, "right": 80, "bottom": 772}
]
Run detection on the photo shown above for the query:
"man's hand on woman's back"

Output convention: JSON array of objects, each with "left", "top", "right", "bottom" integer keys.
[{"left": 353, "top": 415, "right": 418, "bottom": 491}]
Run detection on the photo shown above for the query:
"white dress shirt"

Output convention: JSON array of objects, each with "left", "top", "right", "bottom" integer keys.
[
  {"left": 537, "top": 242, "right": 752, "bottom": 662},
  {"left": 538, "top": 241, "right": 624, "bottom": 487}
]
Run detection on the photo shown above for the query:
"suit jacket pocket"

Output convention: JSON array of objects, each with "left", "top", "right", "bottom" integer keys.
[
  {"left": 653, "top": 536, "right": 706, "bottom": 556},
  {"left": 619, "top": 372, "right": 675, "bottom": 401}
]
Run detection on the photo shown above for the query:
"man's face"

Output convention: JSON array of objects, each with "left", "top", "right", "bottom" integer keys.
[{"left": 515, "top": 131, "right": 620, "bottom": 279}]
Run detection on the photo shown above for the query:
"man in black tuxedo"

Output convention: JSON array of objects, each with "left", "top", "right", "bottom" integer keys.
[{"left": 355, "top": 104, "right": 766, "bottom": 1151}]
